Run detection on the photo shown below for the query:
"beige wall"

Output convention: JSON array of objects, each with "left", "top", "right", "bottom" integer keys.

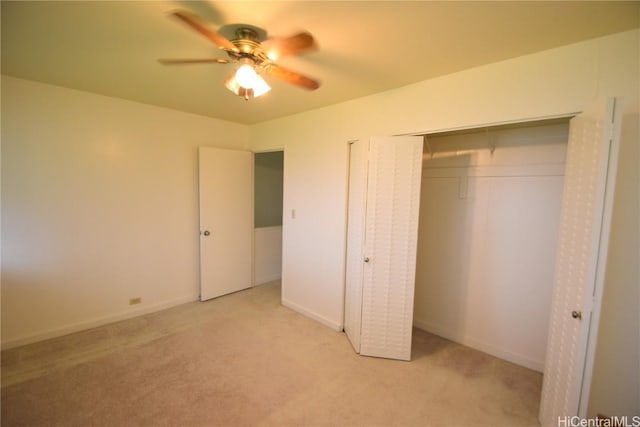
[
  {"left": 1, "top": 76, "right": 249, "bottom": 347},
  {"left": 250, "top": 30, "right": 639, "bottom": 416}
]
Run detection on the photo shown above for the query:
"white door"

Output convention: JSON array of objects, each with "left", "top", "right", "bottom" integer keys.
[
  {"left": 344, "top": 139, "right": 369, "bottom": 353},
  {"left": 540, "top": 99, "right": 622, "bottom": 425},
  {"left": 344, "top": 136, "right": 424, "bottom": 361},
  {"left": 198, "top": 147, "right": 253, "bottom": 301}
]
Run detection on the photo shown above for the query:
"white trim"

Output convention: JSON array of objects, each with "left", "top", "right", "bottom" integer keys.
[
  {"left": 252, "top": 147, "right": 285, "bottom": 154},
  {"left": 400, "top": 113, "right": 579, "bottom": 137},
  {"left": 254, "top": 273, "right": 281, "bottom": 284},
  {"left": 282, "top": 298, "right": 343, "bottom": 332},
  {"left": 413, "top": 317, "right": 544, "bottom": 372},
  {"left": 254, "top": 225, "right": 283, "bottom": 232},
  {"left": 1, "top": 294, "right": 197, "bottom": 350},
  {"left": 422, "top": 164, "right": 566, "bottom": 178}
]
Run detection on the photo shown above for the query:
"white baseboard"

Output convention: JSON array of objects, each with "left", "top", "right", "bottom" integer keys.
[
  {"left": 1, "top": 294, "right": 198, "bottom": 350},
  {"left": 255, "top": 274, "right": 282, "bottom": 286},
  {"left": 281, "top": 298, "right": 343, "bottom": 332},
  {"left": 413, "top": 317, "right": 544, "bottom": 372}
]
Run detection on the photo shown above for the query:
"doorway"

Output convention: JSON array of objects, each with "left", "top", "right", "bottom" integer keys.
[
  {"left": 254, "top": 150, "right": 284, "bottom": 286},
  {"left": 413, "top": 118, "right": 570, "bottom": 372},
  {"left": 409, "top": 99, "right": 623, "bottom": 422}
]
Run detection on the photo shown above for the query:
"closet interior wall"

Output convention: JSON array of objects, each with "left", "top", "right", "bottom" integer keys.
[{"left": 413, "top": 120, "right": 570, "bottom": 372}]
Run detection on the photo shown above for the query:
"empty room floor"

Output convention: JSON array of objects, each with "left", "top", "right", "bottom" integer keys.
[{"left": 1, "top": 281, "right": 542, "bottom": 426}]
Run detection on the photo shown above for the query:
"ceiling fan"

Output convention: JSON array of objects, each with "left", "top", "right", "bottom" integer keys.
[{"left": 159, "top": 10, "right": 320, "bottom": 100}]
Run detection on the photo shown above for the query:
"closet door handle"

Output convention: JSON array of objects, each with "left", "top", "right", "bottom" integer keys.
[
  {"left": 364, "top": 257, "right": 370, "bottom": 263},
  {"left": 571, "top": 310, "right": 582, "bottom": 320}
]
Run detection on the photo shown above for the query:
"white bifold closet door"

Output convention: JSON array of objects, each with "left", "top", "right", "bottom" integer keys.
[
  {"left": 344, "top": 136, "right": 423, "bottom": 361},
  {"left": 540, "top": 98, "right": 622, "bottom": 425}
]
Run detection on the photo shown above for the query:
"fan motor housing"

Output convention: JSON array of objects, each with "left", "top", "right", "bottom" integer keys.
[{"left": 227, "top": 27, "right": 269, "bottom": 64}]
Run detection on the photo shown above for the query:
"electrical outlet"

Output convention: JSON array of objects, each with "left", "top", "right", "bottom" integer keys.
[{"left": 129, "top": 297, "right": 142, "bottom": 305}]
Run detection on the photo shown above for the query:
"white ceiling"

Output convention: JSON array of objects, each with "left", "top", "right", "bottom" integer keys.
[{"left": 2, "top": 1, "right": 638, "bottom": 125}]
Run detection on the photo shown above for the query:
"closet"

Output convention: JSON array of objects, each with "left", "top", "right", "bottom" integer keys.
[
  {"left": 343, "top": 123, "right": 568, "bottom": 364},
  {"left": 413, "top": 119, "right": 570, "bottom": 372},
  {"left": 343, "top": 99, "right": 622, "bottom": 423}
]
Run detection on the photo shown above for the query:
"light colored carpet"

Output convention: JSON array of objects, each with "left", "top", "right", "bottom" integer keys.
[{"left": 1, "top": 281, "right": 542, "bottom": 426}]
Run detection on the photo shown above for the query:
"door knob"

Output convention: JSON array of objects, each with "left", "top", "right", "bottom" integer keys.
[
  {"left": 571, "top": 310, "right": 582, "bottom": 320},
  {"left": 364, "top": 257, "right": 370, "bottom": 263},
  {"left": 203, "top": 230, "right": 210, "bottom": 236}
]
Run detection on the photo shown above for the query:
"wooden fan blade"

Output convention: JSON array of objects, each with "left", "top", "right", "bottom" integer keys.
[
  {"left": 264, "top": 64, "right": 320, "bottom": 90},
  {"left": 262, "top": 32, "right": 317, "bottom": 59},
  {"left": 158, "top": 58, "right": 231, "bottom": 65},
  {"left": 171, "top": 10, "right": 238, "bottom": 51}
]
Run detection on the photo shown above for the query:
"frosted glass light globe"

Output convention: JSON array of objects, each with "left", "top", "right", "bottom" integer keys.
[{"left": 235, "top": 64, "right": 258, "bottom": 89}]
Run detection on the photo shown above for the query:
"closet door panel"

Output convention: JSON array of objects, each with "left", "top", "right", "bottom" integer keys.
[
  {"left": 344, "top": 140, "right": 369, "bottom": 352},
  {"left": 540, "top": 99, "right": 622, "bottom": 425},
  {"left": 360, "top": 136, "right": 423, "bottom": 361}
]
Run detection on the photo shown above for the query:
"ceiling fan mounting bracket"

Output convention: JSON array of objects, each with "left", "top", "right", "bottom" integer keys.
[
  {"left": 235, "top": 27, "right": 259, "bottom": 42},
  {"left": 219, "top": 23, "right": 268, "bottom": 42}
]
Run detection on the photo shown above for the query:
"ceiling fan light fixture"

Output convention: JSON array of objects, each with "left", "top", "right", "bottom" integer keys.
[
  {"left": 225, "top": 63, "right": 271, "bottom": 100},
  {"left": 250, "top": 74, "right": 271, "bottom": 97},
  {"left": 235, "top": 64, "right": 258, "bottom": 88}
]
